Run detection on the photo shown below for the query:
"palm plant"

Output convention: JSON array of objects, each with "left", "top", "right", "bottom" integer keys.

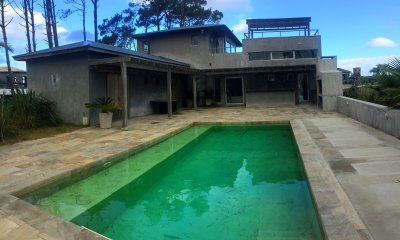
[{"left": 85, "top": 97, "right": 122, "bottom": 113}]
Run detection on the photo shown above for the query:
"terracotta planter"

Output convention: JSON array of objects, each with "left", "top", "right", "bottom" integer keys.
[{"left": 99, "top": 112, "right": 113, "bottom": 129}]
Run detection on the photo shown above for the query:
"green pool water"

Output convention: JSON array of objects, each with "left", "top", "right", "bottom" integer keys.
[{"left": 25, "top": 124, "right": 323, "bottom": 240}]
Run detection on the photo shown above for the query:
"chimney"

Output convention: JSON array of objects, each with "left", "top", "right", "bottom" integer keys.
[{"left": 216, "top": 14, "right": 221, "bottom": 24}]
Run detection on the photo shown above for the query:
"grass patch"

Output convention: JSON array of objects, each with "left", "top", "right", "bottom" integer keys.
[{"left": 0, "top": 124, "right": 84, "bottom": 146}]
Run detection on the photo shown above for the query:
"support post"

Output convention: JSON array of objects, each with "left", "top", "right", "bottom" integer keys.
[
  {"left": 167, "top": 68, "right": 172, "bottom": 118},
  {"left": 121, "top": 60, "right": 128, "bottom": 130},
  {"left": 192, "top": 74, "right": 197, "bottom": 110}
]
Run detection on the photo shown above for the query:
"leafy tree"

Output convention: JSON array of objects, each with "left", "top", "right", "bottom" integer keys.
[
  {"left": 370, "top": 64, "right": 389, "bottom": 76},
  {"left": 136, "top": 2, "right": 152, "bottom": 32},
  {"left": 172, "top": 0, "right": 211, "bottom": 27},
  {"left": 99, "top": 2, "right": 138, "bottom": 49}
]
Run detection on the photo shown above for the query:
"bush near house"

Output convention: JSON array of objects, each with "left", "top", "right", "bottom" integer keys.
[
  {"left": 0, "top": 89, "right": 63, "bottom": 143},
  {"left": 343, "top": 57, "right": 400, "bottom": 109}
]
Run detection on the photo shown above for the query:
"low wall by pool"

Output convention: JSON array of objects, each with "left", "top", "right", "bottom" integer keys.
[{"left": 337, "top": 96, "right": 400, "bottom": 138}]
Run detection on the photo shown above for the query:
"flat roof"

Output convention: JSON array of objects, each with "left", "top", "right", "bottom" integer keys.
[
  {"left": 132, "top": 24, "right": 242, "bottom": 47},
  {"left": 13, "top": 41, "right": 190, "bottom": 67}
]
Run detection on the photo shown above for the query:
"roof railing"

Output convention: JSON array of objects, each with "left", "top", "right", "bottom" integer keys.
[{"left": 244, "top": 29, "right": 319, "bottom": 39}]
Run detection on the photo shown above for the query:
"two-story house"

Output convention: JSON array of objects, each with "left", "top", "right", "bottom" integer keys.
[{"left": 13, "top": 17, "right": 342, "bottom": 127}]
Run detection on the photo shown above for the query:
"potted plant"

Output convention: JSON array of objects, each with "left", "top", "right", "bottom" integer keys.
[{"left": 85, "top": 97, "right": 121, "bottom": 129}]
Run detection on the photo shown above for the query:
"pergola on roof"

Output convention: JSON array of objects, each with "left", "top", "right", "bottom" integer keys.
[{"left": 246, "top": 17, "right": 312, "bottom": 36}]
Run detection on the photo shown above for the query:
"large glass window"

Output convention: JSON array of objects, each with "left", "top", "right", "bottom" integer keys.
[
  {"left": 271, "top": 51, "right": 294, "bottom": 60},
  {"left": 248, "top": 51, "right": 271, "bottom": 61},
  {"left": 295, "top": 50, "right": 317, "bottom": 59}
]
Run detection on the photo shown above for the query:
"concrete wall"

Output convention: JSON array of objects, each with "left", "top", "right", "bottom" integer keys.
[
  {"left": 317, "top": 58, "right": 343, "bottom": 112},
  {"left": 138, "top": 31, "right": 321, "bottom": 70},
  {"left": 242, "top": 36, "right": 322, "bottom": 56},
  {"left": 338, "top": 96, "right": 400, "bottom": 138},
  {"left": 128, "top": 73, "right": 167, "bottom": 117},
  {"left": 207, "top": 53, "right": 318, "bottom": 70},
  {"left": 88, "top": 70, "right": 107, "bottom": 124},
  {"left": 27, "top": 53, "right": 90, "bottom": 124},
  {"left": 137, "top": 30, "right": 211, "bottom": 69},
  {"left": 246, "top": 91, "right": 295, "bottom": 107}
]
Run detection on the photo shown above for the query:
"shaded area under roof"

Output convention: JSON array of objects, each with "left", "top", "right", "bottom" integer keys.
[
  {"left": 246, "top": 17, "right": 312, "bottom": 35},
  {"left": 132, "top": 24, "right": 242, "bottom": 47},
  {"left": 13, "top": 41, "right": 190, "bottom": 67}
]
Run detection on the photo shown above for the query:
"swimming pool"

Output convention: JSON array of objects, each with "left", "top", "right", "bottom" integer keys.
[{"left": 24, "top": 124, "right": 323, "bottom": 239}]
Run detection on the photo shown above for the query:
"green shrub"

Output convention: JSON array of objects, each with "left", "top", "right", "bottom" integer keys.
[
  {"left": 0, "top": 89, "right": 62, "bottom": 142},
  {"left": 8, "top": 89, "right": 62, "bottom": 128}
]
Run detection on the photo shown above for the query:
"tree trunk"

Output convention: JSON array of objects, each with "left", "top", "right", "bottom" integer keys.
[
  {"left": 0, "top": 1, "right": 13, "bottom": 94},
  {"left": 83, "top": 0, "right": 86, "bottom": 41},
  {"left": 29, "top": 0, "right": 36, "bottom": 51},
  {"left": 43, "top": 0, "right": 53, "bottom": 48},
  {"left": 93, "top": 0, "right": 98, "bottom": 41},
  {"left": 23, "top": 0, "right": 32, "bottom": 52},
  {"left": 50, "top": 0, "right": 58, "bottom": 47}
]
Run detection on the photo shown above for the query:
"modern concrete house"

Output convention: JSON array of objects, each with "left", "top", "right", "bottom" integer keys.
[{"left": 13, "top": 17, "right": 342, "bottom": 127}]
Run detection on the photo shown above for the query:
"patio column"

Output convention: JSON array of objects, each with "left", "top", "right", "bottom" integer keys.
[
  {"left": 167, "top": 68, "right": 172, "bottom": 118},
  {"left": 120, "top": 60, "right": 128, "bottom": 130},
  {"left": 192, "top": 74, "right": 197, "bottom": 110}
]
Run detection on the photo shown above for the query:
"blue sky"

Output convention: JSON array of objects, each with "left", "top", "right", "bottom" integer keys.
[{"left": 2, "top": 0, "right": 399, "bottom": 75}]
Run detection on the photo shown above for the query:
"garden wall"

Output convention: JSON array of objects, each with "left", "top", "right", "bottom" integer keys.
[{"left": 338, "top": 96, "right": 400, "bottom": 138}]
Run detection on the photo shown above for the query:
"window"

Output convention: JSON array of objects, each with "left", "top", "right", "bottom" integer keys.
[
  {"left": 225, "top": 40, "right": 236, "bottom": 53},
  {"left": 271, "top": 51, "right": 294, "bottom": 60},
  {"left": 249, "top": 51, "right": 271, "bottom": 61},
  {"left": 295, "top": 50, "right": 317, "bottom": 59},
  {"left": 191, "top": 35, "right": 200, "bottom": 45},
  {"left": 143, "top": 41, "right": 150, "bottom": 54}
]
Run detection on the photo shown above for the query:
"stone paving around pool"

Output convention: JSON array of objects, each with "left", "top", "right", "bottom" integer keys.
[{"left": 0, "top": 105, "right": 399, "bottom": 240}]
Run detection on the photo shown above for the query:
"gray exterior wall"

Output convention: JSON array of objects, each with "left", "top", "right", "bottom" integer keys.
[
  {"left": 338, "top": 96, "right": 400, "bottom": 138},
  {"left": 242, "top": 36, "right": 321, "bottom": 55},
  {"left": 88, "top": 70, "right": 107, "bottom": 124},
  {"left": 138, "top": 33, "right": 321, "bottom": 70},
  {"left": 128, "top": 73, "right": 167, "bottom": 117},
  {"left": 27, "top": 53, "right": 91, "bottom": 124},
  {"left": 317, "top": 58, "right": 343, "bottom": 112},
  {"left": 137, "top": 30, "right": 211, "bottom": 69}
]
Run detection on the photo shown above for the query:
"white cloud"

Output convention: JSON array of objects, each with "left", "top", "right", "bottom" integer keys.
[
  {"left": 207, "top": 0, "right": 252, "bottom": 12},
  {"left": 366, "top": 37, "right": 397, "bottom": 48},
  {"left": 232, "top": 19, "right": 247, "bottom": 33},
  {"left": 338, "top": 55, "right": 399, "bottom": 76}
]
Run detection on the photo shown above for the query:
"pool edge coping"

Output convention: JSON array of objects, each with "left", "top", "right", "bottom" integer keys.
[{"left": 290, "top": 119, "right": 373, "bottom": 240}]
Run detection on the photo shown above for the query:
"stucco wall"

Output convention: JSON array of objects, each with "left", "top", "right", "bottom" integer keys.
[
  {"left": 27, "top": 53, "right": 90, "bottom": 124},
  {"left": 337, "top": 96, "right": 400, "bottom": 138}
]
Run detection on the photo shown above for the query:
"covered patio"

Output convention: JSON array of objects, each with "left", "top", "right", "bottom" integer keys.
[{"left": 88, "top": 55, "right": 200, "bottom": 129}]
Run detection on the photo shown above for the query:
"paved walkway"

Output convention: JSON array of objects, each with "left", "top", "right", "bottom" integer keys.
[{"left": 0, "top": 105, "right": 398, "bottom": 239}]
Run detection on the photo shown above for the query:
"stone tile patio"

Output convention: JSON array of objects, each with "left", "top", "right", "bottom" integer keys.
[{"left": 0, "top": 105, "right": 398, "bottom": 239}]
